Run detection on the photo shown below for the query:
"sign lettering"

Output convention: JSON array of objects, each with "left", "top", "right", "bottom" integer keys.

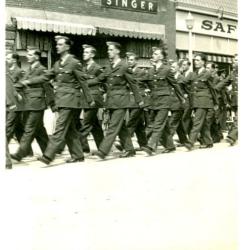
[
  {"left": 101, "top": 0, "right": 157, "bottom": 14},
  {"left": 201, "top": 20, "right": 237, "bottom": 34}
]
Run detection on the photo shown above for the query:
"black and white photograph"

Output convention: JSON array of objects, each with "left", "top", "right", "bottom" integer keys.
[{"left": 2, "top": 0, "right": 247, "bottom": 250}]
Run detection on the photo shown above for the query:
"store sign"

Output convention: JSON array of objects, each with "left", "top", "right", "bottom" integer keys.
[
  {"left": 201, "top": 20, "right": 237, "bottom": 34},
  {"left": 101, "top": 0, "right": 158, "bottom": 14},
  {"left": 176, "top": 11, "right": 237, "bottom": 40}
]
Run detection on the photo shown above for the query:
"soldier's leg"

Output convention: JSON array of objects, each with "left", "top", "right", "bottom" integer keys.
[
  {"left": 147, "top": 109, "right": 169, "bottom": 151},
  {"left": 43, "top": 108, "right": 74, "bottom": 161},
  {"left": 127, "top": 109, "right": 147, "bottom": 147},
  {"left": 6, "top": 110, "right": 17, "bottom": 143},
  {"left": 13, "top": 111, "right": 44, "bottom": 159},
  {"left": 182, "top": 107, "right": 193, "bottom": 135},
  {"left": 98, "top": 109, "right": 127, "bottom": 156},
  {"left": 200, "top": 108, "right": 214, "bottom": 146},
  {"left": 6, "top": 138, "right": 12, "bottom": 169},
  {"left": 34, "top": 111, "right": 49, "bottom": 153},
  {"left": 145, "top": 109, "right": 155, "bottom": 139},
  {"left": 227, "top": 107, "right": 238, "bottom": 142},
  {"left": 163, "top": 110, "right": 183, "bottom": 150},
  {"left": 189, "top": 108, "right": 207, "bottom": 145},
  {"left": 91, "top": 112, "right": 104, "bottom": 149},
  {"left": 65, "top": 110, "right": 84, "bottom": 160},
  {"left": 176, "top": 122, "right": 189, "bottom": 144}
]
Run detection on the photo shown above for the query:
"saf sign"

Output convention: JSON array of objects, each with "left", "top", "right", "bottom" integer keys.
[
  {"left": 201, "top": 20, "right": 237, "bottom": 34},
  {"left": 102, "top": 0, "right": 158, "bottom": 14}
]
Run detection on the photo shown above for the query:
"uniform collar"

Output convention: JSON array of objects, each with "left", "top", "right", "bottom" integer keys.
[
  {"left": 31, "top": 61, "right": 40, "bottom": 69},
  {"left": 111, "top": 58, "right": 121, "bottom": 68},
  {"left": 60, "top": 53, "right": 70, "bottom": 65}
]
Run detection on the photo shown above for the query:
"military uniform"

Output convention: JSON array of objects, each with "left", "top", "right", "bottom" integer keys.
[
  {"left": 215, "top": 69, "right": 238, "bottom": 143},
  {"left": 87, "top": 60, "right": 142, "bottom": 157},
  {"left": 144, "top": 63, "right": 184, "bottom": 151},
  {"left": 11, "top": 62, "right": 50, "bottom": 160},
  {"left": 186, "top": 68, "right": 218, "bottom": 148},
  {"left": 161, "top": 71, "right": 187, "bottom": 150},
  {"left": 125, "top": 66, "right": 149, "bottom": 148},
  {"left": 41, "top": 54, "right": 94, "bottom": 162},
  {"left": 79, "top": 61, "right": 104, "bottom": 152}
]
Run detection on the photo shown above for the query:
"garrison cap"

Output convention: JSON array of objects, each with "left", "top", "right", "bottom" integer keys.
[
  {"left": 106, "top": 41, "right": 121, "bottom": 50},
  {"left": 125, "top": 52, "right": 137, "bottom": 58},
  {"left": 82, "top": 44, "right": 96, "bottom": 53},
  {"left": 27, "top": 46, "right": 40, "bottom": 52},
  {"left": 55, "top": 35, "right": 73, "bottom": 46}
]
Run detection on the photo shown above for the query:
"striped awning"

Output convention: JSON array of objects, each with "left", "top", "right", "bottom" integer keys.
[
  {"left": 177, "top": 51, "right": 234, "bottom": 63},
  {"left": 14, "top": 16, "right": 97, "bottom": 36}
]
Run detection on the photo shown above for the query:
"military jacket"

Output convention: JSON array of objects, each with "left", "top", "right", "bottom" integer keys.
[
  {"left": 86, "top": 60, "right": 142, "bottom": 109},
  {"left": 82, "top": 61, "right": 103, "bottom": 108},
  {"left": 18, "top": 62, "right": 49, "bottom": 111},
  {"left": 186, "top": 68, "right": 218, "bottom": 109},
  {"left": 215, "top": 70, "right": 238, "bottom": 107},
  {"left": 144, "top": 64, "right": 184, "bottom": 110},
  {"left": 48, "top": 54, "right": 93, "bottom": 109}
]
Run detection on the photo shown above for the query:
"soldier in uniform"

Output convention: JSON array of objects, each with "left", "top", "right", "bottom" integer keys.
[
  {"left": 115, "top": 52, "right": 149, "bottom": 151},
  {"left": 88, "top": 42, "right": 144, "bottom": 159},
  {"left": 140, "top": 47, "right": 185, "bottom": 155},
  {"left": 5, "top": 53, "right": 34, "bottom": 156},
  {"left": 79, "top": 44, "right": 104, "bottom": 153},
  {"left": 215, "top": 54, "right": 238, "bottom": 145},
  {"left": 10, "top": 47, "right": 51, "bottom": 161},
  {"left": 184, "top": 53, "right": 218, "bottom": 150},
  {"left": 38, "top": 36, "right": 95, "bottom": 164},
  {"left": 161, "top": 60, "right": 187, "bottom": 153}
]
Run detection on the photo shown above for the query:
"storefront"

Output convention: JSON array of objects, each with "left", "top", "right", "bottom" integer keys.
[
  {"left": 176, "top": 9, "right": 237, "bottom": 74},
  {"left": 6, "top": 0, "right": 176, "bottom": 69}
]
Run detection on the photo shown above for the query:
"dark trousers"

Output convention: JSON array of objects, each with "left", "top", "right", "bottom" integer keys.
[
  {"left": 15, "top": 110, "right": 48, "bottom": 158},
  {"left": 162, "top": 110, "right": 185, "bottom": 149},
  {"left": 147, "top": 109, "right": 169, "bottom": 150},
  {"left": 6, "top": 111, "right": 33, "bottom": 155},
  {"left": 210, "top": 108, "right": 223, "bottom": 143},
  {"left": 182, "top": 107, "right": 192, "bottom": 135},
  {"left": 98, "top": 109, "right": 134, "bottom": 155},
  {"left": 189, "top": 108, "right": 214, "bottom": 146},
  {"left": 79, "top": 108, "right": 104, "bottom": 152},
  {"left": 6, "top": 137, "right": 12, "bottom": 168},
  {"left": 126, "top": 108, "right": 148, "bottom": 147},
  {"left": 228, "top": 107, "right": 238, "bottom": 141},
  {"left": 44, "top": 108, "right": 84, "bottom": 161}
]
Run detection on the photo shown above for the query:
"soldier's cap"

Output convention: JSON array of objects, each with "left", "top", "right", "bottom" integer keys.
[
  {"left": 55, "top": 35, "right": 73, "bottom": 46},
  {"left": 126, "top": 52, "right": 137, "bottom": 58},
  {"left": 152, "top": 46, "right": 161, "bottom": 52},
  {"left": 106, "top": 41, "right": 121, "bottom": 49},
  {"left": 82, "top": 44, "right": 96, "bottom": 53},
  {"left": 27, "top": 46, "right": 40, "bottom": 52}
]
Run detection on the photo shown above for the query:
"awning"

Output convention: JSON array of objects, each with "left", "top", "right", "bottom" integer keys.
[
  {"left": 14, "top": 16, "right": 96, "bottom": 36},
  {"left": 177, "top": 50, "right": 234, "bottom": 63},
  {"left": 7, "top": 7, "right": 164, "bottom": 40}
]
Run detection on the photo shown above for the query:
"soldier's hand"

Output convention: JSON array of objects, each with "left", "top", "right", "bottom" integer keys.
[
  {"left": 181, "top": 98, "right": 186, "bottom": 104},
  {"left": 17, "top": 93, "right": 23, "bottom": 102},
  {"left": 90, "top": 101, "right": 96, "bottom": 107},
  {"left": 139, "top": 101, "right": 144, "bottom": 108},
  {"left": 50, "top": 105, "right": 58, "bottom": 113},
  {"left": 214, "top": 105, "right": 219, "bottom": 111},
  {"left": 184, "top": 94, "right": 188, "bottom": 99},
  {"left": 21, "top": 80, "right": 30, "bottom": 86}
]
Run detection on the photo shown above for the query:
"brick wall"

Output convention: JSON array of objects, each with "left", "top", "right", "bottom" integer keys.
[{"left": 6, "top": 0, "right": 177, "bottom": 58}]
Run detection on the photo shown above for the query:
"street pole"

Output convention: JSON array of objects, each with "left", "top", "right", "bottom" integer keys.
[{"left": 188, "top": 29, "right": 193, "bottom": 70}]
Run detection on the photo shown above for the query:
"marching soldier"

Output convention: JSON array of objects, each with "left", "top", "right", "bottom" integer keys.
[
  {"left": 38, "top": 36, "right": 95, "bottom": 164},
  {"left": 215, "top": 54, "right": 238, "bottom": 145},
  {"left": 115, "top": 52, "right": 149, "bottom": 151},
  {"left": 79, "top": 44, "right": 104, "bottom": 153},
  {"left": 10, "top": 47, "right": 51, "bottom": 161},
  {"left": 5, "top": 52, "right": 34, "bottom": 156},
  {"left": 140, "top": 47, "right": 185, "bottom": 155},
  {"left": 87, "top": 41, "right": 144, "bottom": 159},
  {"left": 161, "top": 61, "right": 187, "bottom": 153},
  {"left": 184, "top": 53, "right": 218, "bottom": 150}
]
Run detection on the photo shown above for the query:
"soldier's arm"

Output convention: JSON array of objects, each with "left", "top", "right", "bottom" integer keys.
[
  {"left": 26, "top": 67, "right": 50, "bottom": 85},
  {"left": 207, "top": 74, "right": 219, "bottom": 105},
  {"left": 215, "top": 74, "right": 232, "bottom": 90},
  {"left": 124, "top": 67, "right": 143, "bottom": 104},
  {"left": 87, "top": 66, "right": 104, "bottom": 87},
  {"left": 72, "top": 61, "right": 94, "bottom": 104},
  {"left": 166, "top": 69, "right": 184, "bottom": 101}
]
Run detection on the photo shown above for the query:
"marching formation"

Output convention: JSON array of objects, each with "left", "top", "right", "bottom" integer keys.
[{"left": 6, "top": 36, "right": 238, "bottom": 169}]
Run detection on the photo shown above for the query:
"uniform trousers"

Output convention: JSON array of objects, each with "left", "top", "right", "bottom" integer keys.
[
  {"left": 147, "top": 109, "right": 169, "bottom": 150},
  {"left": 79, "top": 108, "right": 104, "bottom": 152},
  {"left": 162, "top": 110, "right": 184, "bottom": 149},
  {"left": 126, "top": 108, "right": 148, "bottom": 147},
  {"left": 44, "top": 108, "right": 84, "bottom": 160},
  {"left": 189, "top": 108, "right": 214, "bottom": 146},
  {"left": 15, "top": 110, "right": 48, "bottom": 158},
  {"left": 98, "top": 109, "right": 134, "bottom": 156},
  {"left": 228, "top": 106, "right": 238, "bottom": 141}
]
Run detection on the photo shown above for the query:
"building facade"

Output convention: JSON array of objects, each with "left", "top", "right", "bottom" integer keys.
[{"left": 6, "top": 0, "right": 176, "bottom": 69}]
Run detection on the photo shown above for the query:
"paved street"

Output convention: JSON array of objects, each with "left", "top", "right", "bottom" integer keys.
[{"left": 2, "top": 137, "right": 238, "bottom": 250}]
